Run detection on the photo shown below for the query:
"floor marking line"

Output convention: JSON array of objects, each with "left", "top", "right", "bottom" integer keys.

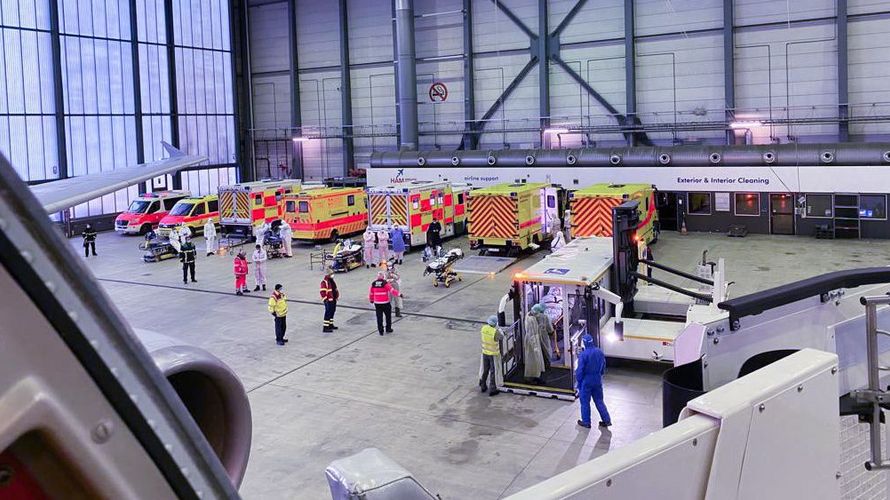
[{"left": 97, "top": 277, "right": 489, "bottom": 325}]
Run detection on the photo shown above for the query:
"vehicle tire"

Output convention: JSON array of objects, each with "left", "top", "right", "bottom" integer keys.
[
  {"left": 189, "top": 226, "right": 196, "bottom": 238},
  {"left": 330, "top": 229, "right": 340, "bottom": 242},
  {"left": 445, "top": 282, "right": 450, "bottom": 288},
  {"left": 434, "top": 282, "right": 439, "bottom": 287},
  {"left": 479, "top": 248, "right": 487, "bottom": 256},
  {"left": 139, "top": 224, "right": 151, "bottom": 235}
]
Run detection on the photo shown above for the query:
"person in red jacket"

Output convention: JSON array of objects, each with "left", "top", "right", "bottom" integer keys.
[
  {"left": 320, "top": 267, "right": 339, "bottom": 333},
  {"left": 233, "top": 251, "right": 250, "bottom": 296},
  {"left": 369, "top": 271, "right": 403, "bottom": 335}
]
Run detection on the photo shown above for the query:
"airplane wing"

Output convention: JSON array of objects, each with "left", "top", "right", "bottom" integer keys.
[{"left": 31, "top": 142, "right": 207, "bottom": 213}]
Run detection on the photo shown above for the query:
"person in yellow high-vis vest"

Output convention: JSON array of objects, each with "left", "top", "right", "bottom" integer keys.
[{"left": 479, "top": 316, "right": 503, "bottom": 396}]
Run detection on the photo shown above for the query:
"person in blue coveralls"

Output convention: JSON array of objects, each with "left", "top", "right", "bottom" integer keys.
[{"left": 576, "top": 334, "right": 612, "bottom": 429}]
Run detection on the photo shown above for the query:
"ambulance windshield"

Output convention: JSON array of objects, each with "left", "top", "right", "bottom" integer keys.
[
  {"left": 127, "top": 200, "right": 152, "bottom": 213},
  {"left": 170, "top": 202, "right": 195, "bottom": 216}
]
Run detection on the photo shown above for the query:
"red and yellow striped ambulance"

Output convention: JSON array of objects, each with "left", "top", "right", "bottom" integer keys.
[
  {"left": 218, "top": 180, "right": 302, "bottom": 238},
  {"left": 569, "top": 183, "right": 658, "bottom": 243},
  {"left": 282, "top": 187, "right": 367, "bottom": 241},
  {"left": 468, "top": 182, "right": 560, "bottom": 255},
  {"left": 367, "top": 181, "right": 470, "bottom": 247}
]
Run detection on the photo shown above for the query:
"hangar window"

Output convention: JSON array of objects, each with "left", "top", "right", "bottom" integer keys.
[
  {"left": 347, "top": 195, "right": 355, "bottom": 206},
  {"left": 805, "top": 194, "right": 833, "bottom": 218},
  {"left": 860, "top": 195, "right": 887, "bottom": 220},
  {"left": 734, "top": 193, "right": 760, "bottom": 216},
  {"left": 687, "top": 193, "right": 712, "bottom": 215}
]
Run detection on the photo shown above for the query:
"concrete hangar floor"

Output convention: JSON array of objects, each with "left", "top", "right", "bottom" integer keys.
[{"left": 72, "top": 230, "right": 890, "bottom": 499}]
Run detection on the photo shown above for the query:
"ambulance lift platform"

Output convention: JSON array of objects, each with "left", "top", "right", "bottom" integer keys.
[
  {"left": 495, "top": 237, "right": 688, "bottom": 400},
  {"left": 492, "top": 202, "right": 729, "bottom": 399}
]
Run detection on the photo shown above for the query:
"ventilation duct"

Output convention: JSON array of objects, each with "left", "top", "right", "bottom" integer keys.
[{"left": 370, "top": 143, "right": 890, "bottom": 168}]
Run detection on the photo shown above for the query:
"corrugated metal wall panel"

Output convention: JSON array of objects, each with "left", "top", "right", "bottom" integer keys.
[
  {"left": 848, "top": 17, "right": 890, "bottom": 138},
  {"left": 296, "top": 0, "right": 340, "bottom": 68},
  {"left": 634, "top": 0, "right": 722, "bottom": 37},
  {"left": 637, "top": 34, "right": 725, "bottom": 141}
]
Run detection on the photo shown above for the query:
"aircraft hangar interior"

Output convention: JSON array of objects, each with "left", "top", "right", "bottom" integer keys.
[{"left": 5, "top": 0, "right": 890, "bottom": 498}]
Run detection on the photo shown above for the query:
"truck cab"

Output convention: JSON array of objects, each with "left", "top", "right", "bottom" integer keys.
[
  {"left": 114, "top": 190, "right": 190, "bottom": 235},
  {"left": 158, "top": 194, "right": 220, "bottom": 238}
]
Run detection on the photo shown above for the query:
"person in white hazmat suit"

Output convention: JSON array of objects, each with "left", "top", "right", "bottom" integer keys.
[
  {"left": 168, "top": 227, "right": 182, "bottom": 253},
  {"left": 178, "top": 225, "right": 192, "bottom": 245},
  {"left": 204, "top": 219, "right": 217, "bottom": 256},
  {"left": 533, "top": 302, "right": 559, "bottom": 360},
  {"left": 523, "top": 305, "right": 547, "bottom": 384},
  {"left": 254, "top": 222, "right": 270, "bottom": 247},
  {"left": 279, "top": 220, "right": 293, "bottom": 258},
  {"left": 252, "top": 243, "right": 268, "bottom": 292},
  {"left": 363, "top": 229, "right": 376, "bottom": 268},
  {"left": 551, "top": 229, "right": 566, "bottom": 253}
]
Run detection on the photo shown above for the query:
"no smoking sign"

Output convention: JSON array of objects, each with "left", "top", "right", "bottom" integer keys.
[{"left": 428, "top": 82, "right": 448, "bottom": 103}]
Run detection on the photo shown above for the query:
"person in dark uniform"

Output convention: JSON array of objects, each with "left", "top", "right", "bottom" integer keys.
[
  {"left": 426, "top": 217, "right": 442, "bottom": 256},
  {"left": 82, "top": 224, "right": 97, "bottom": 257},
  {"left": 180, "top": 237, "right": 197, "bottom": 284},
  {"left": 320, "top": 267, "right": 340, "bottom": 333}
]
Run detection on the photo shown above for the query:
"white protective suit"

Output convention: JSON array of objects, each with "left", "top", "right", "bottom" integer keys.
[
  {"left": 279, "top": 221, "right": 293, "bottom": 257},
  {"left": 523, "top": 312, "right": 546, "bottom": 380},
  {"left": 252, "top": 247, "right": 268, "bottom": 287},
  {"left": 376, "top": 230, "right": 390, "bottom": 265},
  {"left": 535, "top": 311, "right": 557, "bottom": 359},
  {"left": 386, "top": 266, "right": 402, "bottom": 311},
  {"left": 204, "top": 220, "right": 217, "bottom": 255},
  {"left": 551, "top": 230, "right": 566, "bottom": 252},
  {"left": 254, "top": 222, "right": 269, "bottom": 247},
  {"left": 169, "top": 229, "right": 182, "bottom": 253},
  {"left": 362, "top": 230, "right": 375, "bottom": 267}
]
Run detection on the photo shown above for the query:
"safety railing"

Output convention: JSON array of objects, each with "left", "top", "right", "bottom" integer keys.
[{"left": 852, "top": 294, "right": 890, "bottom": 471}]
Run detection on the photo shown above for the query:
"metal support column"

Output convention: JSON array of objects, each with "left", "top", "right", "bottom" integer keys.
[
  {"left": 624, "top": 0, "right": 637, "bottom": 146},
  {"left": 338, "top": 0, "right": 354, "bottom": 175},
  {"left": 837, "top": 0, "right": 849, "bottom": 142},
  {"left": 395, "top": 0, "right": 419, "bottom": 150},
  {"left": 288, "top": 0, "right": 304, "bottom": 178},
  {"left": 48, "top": 0, "right": 68, "bottom": 182},
  {"left": 391, "top": 0, "right": 401, "bottom": 150},
  {"left": 235, "top": 0, "right": 253, "bottom": 182},
  {"left": 462, "top": 0, "right": 477, "bottom": 149},
  {"left": 723, "top": 0, "right": 735, "bottom": 145},
  {"left": 129, "top": 0, "right": 145, "bottom": 166},
  {"left": 164, "top": 0, "right": 182, "bottom": 188},
  {"left": 538, "top": 0, "right": 550, "bottom": 132}
]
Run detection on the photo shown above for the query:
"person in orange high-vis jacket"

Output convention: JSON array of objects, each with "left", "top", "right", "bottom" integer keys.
[
  {"left": 233, "top": 251, "right": 250, "bottom": 295},
  {"left": 369, "top": 271, "right": 403, "bottom": 336},
  {"left": 320, "top": 267, "right": 339, "bottom": 333}
]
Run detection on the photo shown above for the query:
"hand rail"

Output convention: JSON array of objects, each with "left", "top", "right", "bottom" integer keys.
[
  {"left": 853, "top": 295, "right": 890, "bottom": 471},
  {"left": 718, "top": 267, "right": 890, "bottom": 330}
]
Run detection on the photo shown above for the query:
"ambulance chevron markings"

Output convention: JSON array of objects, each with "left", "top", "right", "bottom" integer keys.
[
  {"left": 469, "top": 196, "right": 516, "bottom": 239},
  {"left": 573, "top": 196, "right": 622, "bottom": 237}
]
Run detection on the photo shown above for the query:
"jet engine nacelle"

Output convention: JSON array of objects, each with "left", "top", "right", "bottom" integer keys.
[{"left": 135, "top": 329, "right": 252, "bottom": 487}]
